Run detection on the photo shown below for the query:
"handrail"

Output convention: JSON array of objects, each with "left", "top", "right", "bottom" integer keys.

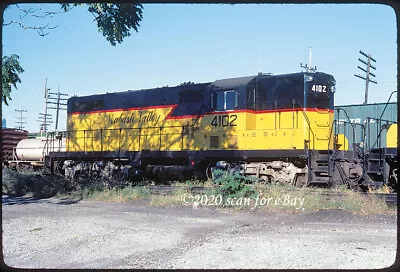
[
  {"left": 333, "top": 107, "right": 367, "bottom": 151},
  {"left": 49, "top": 99, "right": 337, "bottom": 153},
  {"left": 63, "top": 125, "right": 188, "bottom": 153},
  {"left": 378, "top": 90, "right": 397, "bottom": 122},
  {"left": 331, "top": 119, "right": 363, "bottom": 149},
  {"left": 368, "top": 117, "right": 397, "bottom": 149},
  {"left": 296, "top": 101, "right": 316, "bottom": 150},
  {"left": 363, "top": 91, "right": 397, "bottom": 150},
  {"left": 327, "top": 119, "right": 336, "bottom": 151},
  {"left": 334, "top": 107, "right": 357, "bottom": 139}
]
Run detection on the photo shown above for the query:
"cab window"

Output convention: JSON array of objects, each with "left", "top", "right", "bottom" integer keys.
[{"left": 212, "top": 90, "right": 238, "bottom": 111}]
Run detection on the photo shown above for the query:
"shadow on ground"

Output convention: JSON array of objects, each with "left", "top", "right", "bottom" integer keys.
[{"left": 2, "top": 195, "right": 81, "bottom": 206}]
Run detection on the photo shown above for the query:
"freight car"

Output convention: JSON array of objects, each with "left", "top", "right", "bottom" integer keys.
[
  {"left": 6, "top": 136, "right": 66, "bottom": 170},
  {"left": 44, "top": 71, "right": 388, "bottom": 191},
  {"left": 335, "top": 93, "right": 397, "bottom": 190},
  {"left": 1, "top": 128, "right": 28, "bottom": 163}
]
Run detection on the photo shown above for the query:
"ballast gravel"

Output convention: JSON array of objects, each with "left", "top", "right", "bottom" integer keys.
[{"left": 2, "top": 195, "right": 397, "bottom": 269}]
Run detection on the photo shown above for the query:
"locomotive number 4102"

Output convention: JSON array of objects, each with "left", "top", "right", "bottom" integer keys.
[
  {"left": 311, "top": 84, "right": 327, "bottom": 93},
  {"left": 211, "top": 115, "right": 237, "bottom": 127}
]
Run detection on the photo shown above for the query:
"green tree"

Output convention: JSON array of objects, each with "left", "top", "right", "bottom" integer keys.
[
  {"left": 60, "top": 3, "right": 143, "bottom": 46},
  {"left": 2, "top": 55, "right": 24, "bottom": 106},
  {"left": 2, "top": 3, "right": 144, "bottom": 105}
]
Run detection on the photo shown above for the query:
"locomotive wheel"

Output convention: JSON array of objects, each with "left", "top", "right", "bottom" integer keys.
[
  {"left": 258, "top": 175, "right": 272, "bottom": 184},
  {"left": 294, "top": 174, "right": 308, "bottom": 187}
]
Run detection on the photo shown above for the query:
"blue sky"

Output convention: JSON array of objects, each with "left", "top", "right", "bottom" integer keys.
[{"left": 2, "top": 3, "right": 397, "bottom": 132}]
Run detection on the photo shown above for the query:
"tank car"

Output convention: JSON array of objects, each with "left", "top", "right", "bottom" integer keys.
[{"left": 6, "top": 136, "right": 66, "bottom": 170}]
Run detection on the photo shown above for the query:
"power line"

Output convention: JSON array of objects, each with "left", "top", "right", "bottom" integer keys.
[
  {"left": 36, "top": 80, "right": 69, "bottom": 133},
  {"left": 354, "top": 50, "right": 377, "bottom": 104},
  {"left": 14, "top": 102, "right": 27, "bottom": 129},
  {"left": 37, "top": 78, "right": 53, "bottom": 134},
  {"left": 47, "top": 84, "right": 68, "bottom": 131}
]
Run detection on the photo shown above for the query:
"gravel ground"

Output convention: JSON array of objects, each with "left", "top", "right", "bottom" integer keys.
[{"left": 2, "top": 195, "right": 398, "bottom": 269}]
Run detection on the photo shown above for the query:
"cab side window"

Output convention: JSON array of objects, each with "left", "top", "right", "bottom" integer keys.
[{"left": 211, "top": 90, "right": 238, "bottom": 111}]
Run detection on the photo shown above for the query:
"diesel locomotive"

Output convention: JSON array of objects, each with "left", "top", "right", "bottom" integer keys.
[{"left": 43, "top": 71, "right": 397, "bottom": 191}]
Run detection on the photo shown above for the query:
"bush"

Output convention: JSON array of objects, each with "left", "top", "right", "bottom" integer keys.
[
  {"left": 212, "top": 170, "right": 257, "bottom": 205},
  {"left": 2, "top": 167, "right": 72, "bottom": 198}
]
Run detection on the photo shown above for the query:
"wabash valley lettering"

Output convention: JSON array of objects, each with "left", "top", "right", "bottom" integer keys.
[{"left": 108, "top": 110, "right": 161, "bottom": 125}]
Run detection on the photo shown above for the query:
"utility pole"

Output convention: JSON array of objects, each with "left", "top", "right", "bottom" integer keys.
[
  {"left": 37, "top": 78, "right": 52, "bottom": 136},
  {"left": 300, "top": 46, "right": 317, "bottom": 73},
  {"left": 354, "top": 50, "right": 377, "bottom": 104},
  {"left": 47, "top": 85, "right": 68, "bottom": 131},
  {"left": 15, "top": 102, "right": 27, "bottom": 129}
]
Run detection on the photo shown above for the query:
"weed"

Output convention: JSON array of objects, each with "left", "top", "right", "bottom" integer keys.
[
  {"left": 186, "top": 180, "right": 194, "bottom": 190},
  {"left": 252, "top": 182, "right": 394, "bottom": 214},
  {"left": 87, "top": 186, "right": 151, "bottom": 202},
  {"left": 203, "top": 179, "right": 214, "bottom": 188},
  {"left": 149, "top": 187, "right": 187, "bottom": 206},
  {"left": 211, "top": 170, "right": 257, "bottom": 206},
  {"left": 368, "top": 184, "right": 392, "bottom": 194}
]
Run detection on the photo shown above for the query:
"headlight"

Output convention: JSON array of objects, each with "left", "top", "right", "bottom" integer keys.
[{"left": 305, "top": 76, "right": 313, "bottom": 82}]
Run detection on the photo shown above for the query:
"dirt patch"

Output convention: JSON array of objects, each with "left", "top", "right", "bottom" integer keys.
[{"left": 2, "top": 195, "right": 397, "bottom": 269}]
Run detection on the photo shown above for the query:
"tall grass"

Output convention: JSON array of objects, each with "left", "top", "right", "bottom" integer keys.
[
  {"left": 87, "top": 186, "right": 151, "bottom": 202},
  {"left": 252, "top": 183, "right": 394, "bottom": 214},
  {"left": 149, "top": 187, "right": 187, "bottom": 206}
]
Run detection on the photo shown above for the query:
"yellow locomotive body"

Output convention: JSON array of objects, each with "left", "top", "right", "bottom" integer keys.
[
  {"left": 66, "top": 107, "right": 334, "bottom": 153},
  {"left": 386, "top": 123, "right": 397, "bottom": 149},
  {"left": 46, "top": 71, "right": 390, "bottom": 190}
]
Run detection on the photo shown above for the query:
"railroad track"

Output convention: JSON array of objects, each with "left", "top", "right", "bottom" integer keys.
[
  {"left": 362, "top": 192, "right": 397, "bottom": 206},
  {"left": 147, "top": 185, "right": 207, "bottom": 194},
  {"left": 146, "top": 185, "right": 397, "bottom": 206},
  {"left": 317, "top": 191, "right": 398, "bottom": 206}
]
